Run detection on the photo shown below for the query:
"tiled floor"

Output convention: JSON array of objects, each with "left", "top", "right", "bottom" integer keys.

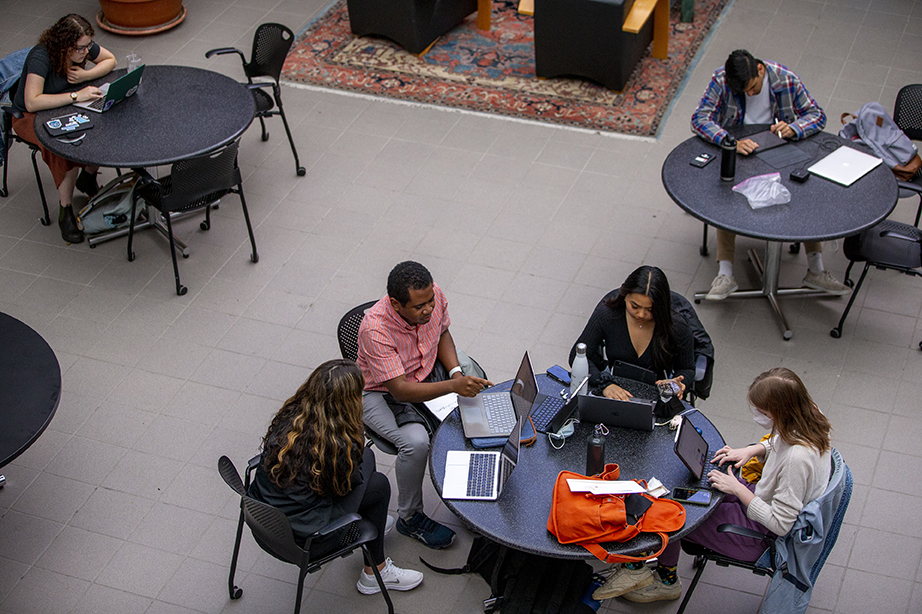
[{"left": 2, "top": 0, "right": 922, "bottom": 612}]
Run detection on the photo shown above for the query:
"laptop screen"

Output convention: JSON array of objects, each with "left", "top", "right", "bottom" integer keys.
[
  {"left": 674, "top": 417, "right": 708, "bottom": 480},
  {"left": 509, "top": 352, "right": 538, "bottom": 421},
  {"left": 497, "top": 406, "right": 524, "bottom": 495}
]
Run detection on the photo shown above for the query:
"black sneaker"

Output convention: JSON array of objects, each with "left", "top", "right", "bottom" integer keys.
[
  {"left": 58, "top": 206, "right": 84, "bottom": 244},
  {"left": 75, "top": 169, "right": 99, "bottom": 197},
  {"left": 395, "top": 512, "right": 455, "bottom": 549}
]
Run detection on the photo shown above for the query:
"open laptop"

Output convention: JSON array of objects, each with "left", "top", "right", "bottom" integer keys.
[
  {"left": 807, "top": 145, "right": 882, "bottom": 187},
  {"left": 673, "top": 415, "right": 721, "bottom": 488},
  {"left": 73, "top": 65, "right": 145, "bottom": 113},
  {"left": 442, "top": 406, "right": 524, "bottom": 500},
  {"left": 578, "top": 395, "right": 656, "bottom": 432},
  {"left": 457, "top": 351, "right": 563, "bottom": 438}
]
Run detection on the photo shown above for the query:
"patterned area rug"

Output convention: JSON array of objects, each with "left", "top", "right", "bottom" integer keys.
[{"left": 283, "top": 0, "right": 730, "bottom": 136}]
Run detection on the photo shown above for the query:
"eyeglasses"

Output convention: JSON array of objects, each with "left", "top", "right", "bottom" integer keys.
[{"left": 75, "top": 41, "right": 94, "bottom": 52}]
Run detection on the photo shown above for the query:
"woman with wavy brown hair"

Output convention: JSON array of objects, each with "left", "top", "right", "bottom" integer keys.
[
  {"left": 595, "top": 367, "right": 832, "bottom": 603},
  {"left": 249, "top": 359, "right": 424, "bottom": 594},
  {"left": 10, "top": 13, "right": 116, "bottom": 244}
]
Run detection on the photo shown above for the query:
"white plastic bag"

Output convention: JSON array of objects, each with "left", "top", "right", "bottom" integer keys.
[{"left": 731, "top": 172, "right": 791, "bottom": 209}]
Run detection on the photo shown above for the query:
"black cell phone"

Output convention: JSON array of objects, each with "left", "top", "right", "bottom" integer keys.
[
  {"left": 546, "top": 365, "right": 571, "bottom": 385},
  {"left": 671, "top": 487, "right": 712, "bottom": 506},
  {"left": 690, "top": 152, "right": 714, "bottom": 168}
]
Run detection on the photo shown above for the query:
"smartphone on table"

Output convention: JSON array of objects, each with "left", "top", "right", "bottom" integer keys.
[
  {"left": 546, "top": 365, "right": 571, "bottom": 385},
  {"left": 671, "top": 487, "right": 712, "bottom": 506}
]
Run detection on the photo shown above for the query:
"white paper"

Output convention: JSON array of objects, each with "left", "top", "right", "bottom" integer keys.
[
  {"left": 646, "top": 478, "right": 669, "bottom": 499},
  {"left": 566, "top": 479, "right": 646, "bottom": 495},
  {"left": 424, "top": 392, "right": 459, "bottom": 422}
]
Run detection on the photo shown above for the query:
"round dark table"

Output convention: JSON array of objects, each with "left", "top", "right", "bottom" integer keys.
[
  {"left": 662, "top": 126, "right": 899, "bottom": 339},
  {"left": 0, "top": 313, "right": 61, "bottom": 481},
  {"left": 429, "top": 374, "right": 726, "bottom": 559},
  {"left": 34, "top": 65, "right": 255, "bottom": 249}
]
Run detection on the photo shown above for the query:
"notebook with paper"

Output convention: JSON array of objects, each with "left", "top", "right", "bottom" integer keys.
[
  {"left": 442, "top": 405, "right": 524, "bottom": 500},
  {"left": 807, "top": 145, "right": 882, "bottom": 187}
]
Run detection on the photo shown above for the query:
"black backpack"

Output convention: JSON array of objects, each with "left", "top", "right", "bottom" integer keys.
[{"left": 422, "top": 536, "right": 597, "bottom": 614}]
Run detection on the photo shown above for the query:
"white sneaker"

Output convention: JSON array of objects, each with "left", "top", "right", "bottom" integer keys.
[
  {"left": 705, "top": 274, "right": 738, "bottom": 300},
  {"left": 356, "top": 558, "right": 424, "bottom": 595},
  {"left": 803, "top": 270, "right": 849, "bottom": 295},
  {"left": 384, "top": 515, "right": 395, "bottom": 535}
]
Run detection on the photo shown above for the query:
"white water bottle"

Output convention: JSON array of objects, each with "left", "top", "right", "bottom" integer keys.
[{"left": 570, "top": 343, "right": 589, "bottom": 397}]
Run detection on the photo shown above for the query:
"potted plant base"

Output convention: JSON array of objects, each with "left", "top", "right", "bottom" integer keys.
[{"left": 97, "top": 0, "right": 187, "bottom": 36}]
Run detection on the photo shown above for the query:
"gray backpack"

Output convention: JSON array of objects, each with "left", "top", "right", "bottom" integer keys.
[
  {"left": 839, "top": 102, "right": 922, "bottom": 180},
  {"left": 76, "top": 172, "right": 143, "bottom": 235}
]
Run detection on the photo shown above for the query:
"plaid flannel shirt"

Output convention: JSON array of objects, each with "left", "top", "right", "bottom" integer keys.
[{"left": 690, "top": 60, "right": 826, "bottom": 145}]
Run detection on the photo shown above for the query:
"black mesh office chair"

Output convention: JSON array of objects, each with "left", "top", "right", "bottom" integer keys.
[
  {"left": 217, "top": 456, "right": 394, "bottom": 614},
  {"left": 830, "top": 219, "right": 922, "bottom": 343},
  {"left": 337, "top": 300, "right": 400, "bottom": 455},
  {"left": 1, "top": 105, "right": 52, "bottom": 226},
  {"left": 675, "top": 448, "right": 852, "bottom": 614},
  {"left": 127, "top": 140, "right": 258, "bottom": 296},
  {"left": 893, "top": 83, "right": 922, "bottom": 226},
  {"left": 206, "top": 23, "right": 306, "bottom": 176}
]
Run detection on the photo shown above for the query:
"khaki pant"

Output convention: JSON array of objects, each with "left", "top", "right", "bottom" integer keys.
[{"left": 716, "top": 229, "right": 822, "bottom": 262}]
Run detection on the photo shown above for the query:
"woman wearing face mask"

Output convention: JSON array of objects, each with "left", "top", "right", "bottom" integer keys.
[{"left": 593, "top": 367, "right": 832, "bottom": 602}]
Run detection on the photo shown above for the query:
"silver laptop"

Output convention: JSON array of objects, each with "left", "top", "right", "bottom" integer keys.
[
  {"left": 457, "top": 351, "right": 562, "bottom": 438},
  {"left": 578, "top": 395, "right": 656, "bottom": 431},
  {"left": 442, "top": 405, "right": 524, "bottom": 500},
  {"left": 807, "top": 145, "right": 882, "bottom": 187},
  {"left": 74, "top": 65, "right": 145, "bottom": 113}
]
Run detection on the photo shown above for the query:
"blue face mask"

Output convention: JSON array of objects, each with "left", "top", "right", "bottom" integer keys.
[{"left": 751, "top": 406, "right": 773, "bottom": 430}]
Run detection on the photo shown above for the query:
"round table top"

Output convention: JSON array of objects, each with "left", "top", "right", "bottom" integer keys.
[
  {"left": 661, "top": 126, "right": 899, "bottom": 242},
  {"left": 428, "top": 375, "right": 726, "bottom": 559},
  {"left": 35, "top": 65, "right": 255, "bottom": 168},
  {"left": 0, "top": 313, "right": 61, "bottom": 468}
]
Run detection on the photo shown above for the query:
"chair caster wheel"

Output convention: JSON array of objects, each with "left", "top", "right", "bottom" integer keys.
[
  {"left": 789, "top": 243, "right": 800, "bottom": 254},
  {"left": 89, "top": 243, "right": 96, "bottom": 248},
  {"left": 177, "top": 285, "right": 188, "bottom": 296},
  {"left": 128, "top": 252, "right": 135, "bottom": 262},
  {"left": 251, "top": 253, "right": 259, "bottom": 263},
  {"left": 830, "top": 328, "right": 841, "bottom": 339},
  {"left": 845, "top": 279, "right": 854, "bottom": 288},
  {"left": 182, "top": 253, "right": 190, "bottom": 259},
  {"left": 694, "top": 298, "right": 701, "bottom": 304},
  {"left": 262, "top": 133, "right": 270, "bottom": 142},
  {"left": 41, "top": 218, "right": 51, "bottom": 227},
  {"left": 699, "top": 246, "right": 708, "bottom": 256},
  {"left": 231, "top": 586, "right": 243, "bottom": 600},
  {"left": 200, "top": 221, "right": 210, "bottom": 231},
  {"left": 296, "top": 167, "right": 306, "bottom": 176}
]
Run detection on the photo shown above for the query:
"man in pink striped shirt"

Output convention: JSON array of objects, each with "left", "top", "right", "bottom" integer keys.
[{"left": 357, "top": 261, "right": 491, "bottom": 549}]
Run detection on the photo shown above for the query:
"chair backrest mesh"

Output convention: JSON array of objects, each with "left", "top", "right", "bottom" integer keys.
[
  {"left": 337, "top": 300, "right": 378, "bottom": 361},
  {"left": 894, "top": 84, "right": 922, "bottom": 141},
  {"left": 246, "top": 23, "right": 295, "bottom": 82},
  {"left": 242, "top": 495, "right": 304, "bottom": 563},
  {"left": 165, "top": 141, "right": 241, "bottom": 211},
  {"left": 218, "top": 456, "right": 246, "bottom": 496}
]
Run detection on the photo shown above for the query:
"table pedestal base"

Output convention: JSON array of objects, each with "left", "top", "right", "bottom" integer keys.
[
  {"left": 87, "top": 205, "right": 198, "bottom": 256},
  {"left": 694, "top": 241, "right": 830, "bottom": 340}
]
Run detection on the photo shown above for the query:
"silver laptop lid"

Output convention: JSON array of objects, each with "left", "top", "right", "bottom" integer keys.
[{"left": 808, "top": 145, "right": 882, "bottom": 187}]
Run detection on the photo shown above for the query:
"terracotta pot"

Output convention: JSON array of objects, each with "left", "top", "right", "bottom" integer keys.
[{"left": 97, "top": 0, "right": 187, "bottom": 35}]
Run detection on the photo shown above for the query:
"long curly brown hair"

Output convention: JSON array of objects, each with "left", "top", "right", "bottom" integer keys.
[
  {"left": 261, "top": 359, "right": 366, "bottom": 498},
  {"left": 38, "top": 14, "right": 94, "bottom": 76},
  {"left": 748, "top": 368, "right": 831, "bottom": 454}
]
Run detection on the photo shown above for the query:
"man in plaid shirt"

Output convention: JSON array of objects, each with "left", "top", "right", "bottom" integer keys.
[{"left": 692, "top": 49, "right": 849, "bottom": 301}]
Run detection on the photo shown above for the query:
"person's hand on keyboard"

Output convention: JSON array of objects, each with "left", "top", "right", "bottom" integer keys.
[
  {"left": 601, "top": 383, "right": 632, "bottom": 401},
  {"left": 711, "top": 445, "right": 754, "bottom": 469},
  {"left": 72, "top": 86, "right": 104, "bottom": 103},
  {"left": 706, "top": 464, "right": 745, "bottom": 496}
]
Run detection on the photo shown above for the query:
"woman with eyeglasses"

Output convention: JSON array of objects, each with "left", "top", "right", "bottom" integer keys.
[
  {"left": 10, "top": 14, "right": 116, "bottom": 244},
  {"left": 249, "top": 359, "right": 424, "bottom": 595}
]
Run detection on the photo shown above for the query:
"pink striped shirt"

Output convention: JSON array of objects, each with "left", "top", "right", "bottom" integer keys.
[{"left": 356, "top": 283, "right": 452, "bottom": 392}]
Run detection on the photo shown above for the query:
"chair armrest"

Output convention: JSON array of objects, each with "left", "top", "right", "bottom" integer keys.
[
  {"left": 623, "top": 0, "right": 656, "bottom": 33},
  {"left": 244, "top": 454, "right": 260, "bottom": 490},
  {"left": 897, "top": 180, "right": 922, "bottom": 195},
  {"left": 246, "top": 82, "right": 275, "bottom": 92},
  {"left": 694, "top": 353, "right": 707, "bottom": 382},
  {"left": 133, "top": 167, "right": 160, "bottom": 190},
  {"left": 880, "top": 229, "right": 922, "bottom": 244},
  {"left": 315, "top": 512, "right": 362, "bottom": 537},
  {"left": 717, "top": 523, "right": 771, "bottom": 541},
  {"left": 205, "top": 47, "right": 246, "bottom": 64}
]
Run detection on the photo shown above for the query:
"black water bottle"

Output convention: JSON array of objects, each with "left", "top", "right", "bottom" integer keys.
[
  {"left": 586, "top": 429, "right": 605, "bottom": 476},
  {"left": 720, "top": 135, "right": 737, "bottom": 181}
]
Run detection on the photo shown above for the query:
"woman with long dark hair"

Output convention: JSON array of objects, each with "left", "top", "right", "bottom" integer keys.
[
  {"left": 570, "top": 265, "right": 695, "bottom": 401},
  {"left": 10, "top": 14, "right": 116, "bottom": 244},
  {"left": 249, "top": 359, "right": 424, "bottom": 594},
  {"left": 595, "top": 368, "right": 833, "bottom": 602}
]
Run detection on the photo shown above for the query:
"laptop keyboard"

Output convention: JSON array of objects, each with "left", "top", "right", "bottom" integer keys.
[
  {"left": 695, "top": 460, "right": 722, "bottom": 488},
  {"left": 530, "top": 396, "right": 565, "bottom": 432},
  {"left": 466, "top": 453, "right": 497, "bottom": 497},
  {"left": 86, "top": 97, "right": 106, "bottom": 111},
  {"left": 483, "top": 394, "right": 516, "bottom": 435}
]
